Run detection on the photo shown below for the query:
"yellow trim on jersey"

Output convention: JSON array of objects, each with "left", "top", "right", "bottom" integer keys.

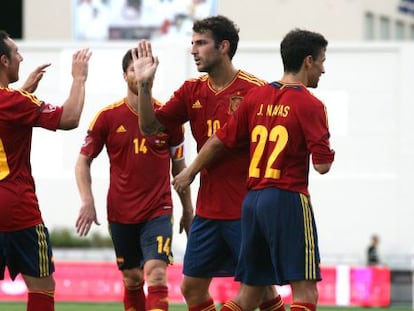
[
  {"left": 88, "top": 97, "right": 164, "bottom": 130},
  {"left": 198, "top": 74, "right": 208, "bottom": 82},
  {"left": 152, "top": 98, "right": 163, "bottom": 108},
  {"left": 300, "top": 193, "right": 317, "bottom": 280},
  {"left": 238, "top": 70, "right": 267, "bottom": 86},
  {"left": 12, "top": 88, "right": 43, "bottom": 106},
  {"left": 88, "top": 99, "right": 125, "bottom": 130}
]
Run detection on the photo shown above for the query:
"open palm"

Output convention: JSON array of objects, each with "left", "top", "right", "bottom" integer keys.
[{"left": 132, "top": 40, "right": 159, "bottom": 83}]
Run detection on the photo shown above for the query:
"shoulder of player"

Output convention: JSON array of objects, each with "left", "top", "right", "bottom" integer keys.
[
  {"left": 87, "top": 98, "right": 128, "bottom": 131},
  {"left": 90, "top": 98, "right": 127, "bottom": 122},
  {"left": 182, "top": 74, "right": 208, "bottom": 85},
  {"left": 99, "top": 98, "right": 127, "bottom": 113},
  {"left": 0, "top": 88, "right": 45, "bottom": 112},
  {"left": 237, "top": 70, "right": 266, "bottom": 86},
  {"left": 281, "top": 85, "right": 326, "bottom": 109},
  {"left": 152, "top": 97, "right": 164, "bottom": 109}
]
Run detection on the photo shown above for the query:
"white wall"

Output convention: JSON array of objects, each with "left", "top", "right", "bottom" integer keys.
[{"left": 12, "top": 39, "right": 414, "bottom": 266}]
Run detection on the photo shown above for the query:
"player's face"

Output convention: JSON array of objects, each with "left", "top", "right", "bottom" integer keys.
[
  {"left": 307, "top": 48, "right": 326, "bottom": 88},
  {"left": 3, "top": 38, "right": 23, "bottom": 84},
  {"left": 191, "top": 31, "right": 222, "bottom": 73},
  {"left": 124, "top": 62, "right": 139, "bottom": 95}
]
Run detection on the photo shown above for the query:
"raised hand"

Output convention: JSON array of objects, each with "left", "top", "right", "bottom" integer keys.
[
  {"left": 21, "top": 63, "right": 51, "bottom": 93},
  {"left": 131, "top": 40, "right": 159, "bottom": 85},
  {"left": 72, "top": 48, "right": 92, "bottom": 82}
]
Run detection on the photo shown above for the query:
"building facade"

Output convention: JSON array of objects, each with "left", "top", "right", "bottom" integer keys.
[{"left": 23, "top": 0, "right": 414, "bottom": 41}]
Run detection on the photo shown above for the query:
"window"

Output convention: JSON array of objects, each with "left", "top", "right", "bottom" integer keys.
[
  {"left": 364, "top": 12, "right": 375, "bottom": 40},
  {"left": 395, "top": 21, "right": 405, "bottom": 40},
  {"left": 0, "top": 0, "right": 22, "bottom": 38},
  {"left": 410, "top": 24, "right": 414, "bottom": 40},
  {"left": 379, "top": 16, "right": 390, "bottom": 40}
]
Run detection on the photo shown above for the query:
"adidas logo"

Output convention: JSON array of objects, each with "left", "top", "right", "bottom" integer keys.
[
  {"left": 116, "top": 125, "right": 127, "bottom": 133},
  {"left": 192, "top": 100, "right": 202, "bottom": 109}
]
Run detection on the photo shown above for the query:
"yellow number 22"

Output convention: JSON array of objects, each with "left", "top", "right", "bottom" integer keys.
[{"left": 249, "top": 125, "right": 288, "bottom": 179}]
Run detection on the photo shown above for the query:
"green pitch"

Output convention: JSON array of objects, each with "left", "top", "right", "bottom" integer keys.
[{"left": 0, "top": 303, "right": 412, "bottom": 311}]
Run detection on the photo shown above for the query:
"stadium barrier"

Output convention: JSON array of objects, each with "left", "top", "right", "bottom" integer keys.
[{"left": 0, "top": 262, "right": 390, "bottom": 306}]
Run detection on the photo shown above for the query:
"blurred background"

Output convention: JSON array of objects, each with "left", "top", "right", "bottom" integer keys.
[{"left": 0, "top": 0, "right": 414, "bottom": 306}]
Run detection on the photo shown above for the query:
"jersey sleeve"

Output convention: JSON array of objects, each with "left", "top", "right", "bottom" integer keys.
[
  {"left": 299, "top": 95, "right": 335, "bottom": 164},
  {"left": 79, "top": 110, "right": 107, "bottom": 158},
  {"left": 216, "top": 92, "right": 251, "bottom": 148},
  {"left": 152, "top": 97, "right": 186, "bottom": 161},
  {"left": 155, "top": 82, "right": 190, "bottom": 131},
  {"left": 7, "top": 89, "right": 63, "bottom": 130}
]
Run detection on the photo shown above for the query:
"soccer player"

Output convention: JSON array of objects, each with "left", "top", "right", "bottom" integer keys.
[
  {"left": 132, "top": 16, "right": 281, "bottom": 311},
  {"left": 74, "top": 49, "right": 193, "bottom": 311},
  {"left": 0, "top": 30, "right": 91, "bottom": 311},
  {"left": 172, "top": 29, "right": 335, "bottom": 311}
]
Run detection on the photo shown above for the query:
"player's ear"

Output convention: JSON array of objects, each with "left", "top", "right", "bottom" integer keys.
[
  {"left": 303, "top": 55, "right": 313, "bottom": 69},
  {"left": 0, "top": 54, "right": 9, "bottom": 67},
  {"left": 220, "top": 40, "right": 230, "bottom": 54}
]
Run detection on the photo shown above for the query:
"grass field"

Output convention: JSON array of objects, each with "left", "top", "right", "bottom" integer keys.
[{"left": 0, "top": 303, "right": 412, "bottom": 311}]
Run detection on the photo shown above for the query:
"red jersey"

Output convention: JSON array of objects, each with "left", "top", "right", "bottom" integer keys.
[
  {"left": 216, "top": 82, "right": 335, "bottom": 196},
  {"left": 0, "top": 88, "right": 63, "bottom": 231},
  {"left": 155, "top": 70, "right": 265, "bottom": 219},
  {"left": 80, "top": 98, "right": 184, "bottom": 223}
]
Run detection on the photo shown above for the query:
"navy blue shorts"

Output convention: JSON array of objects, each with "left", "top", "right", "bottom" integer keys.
[
  {"left": 109, "top": 215, "right": 173, "bottom": 270},
  {"left": 235, "top": 188, "right": 321, "bottom": 286},
  {"left": 183, "top": 215, "right": 241, "bottom": 277},
  {"left": 0, "top": 224, "right": 54, "bottom": 280}
]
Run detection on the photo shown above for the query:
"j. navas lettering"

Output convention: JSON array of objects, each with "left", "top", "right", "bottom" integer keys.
[{"left": 256, "top": 103, "right": 290, "bottom": 117}]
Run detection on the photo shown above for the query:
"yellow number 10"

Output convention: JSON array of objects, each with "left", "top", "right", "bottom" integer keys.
[
  {"left": 207, "top": 119, "right": 221, "bottom": 137},
  {"left": 249, "top": 125, "right": 288, "bottom": 179},
  {"left": 0, "top": 138, "right": 10, "bottom": 180}
]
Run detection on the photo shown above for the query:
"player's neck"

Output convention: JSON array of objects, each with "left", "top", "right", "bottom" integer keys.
[
  {"left": 0, "top": 76, "right": 9, "bottom": 88},
  {"left": 208, "top": 64, "right": 238, "bottom": 91},
  {"left": 280, "top": 72, "right": 307, "bottom": 86},
  {"left": 127, "top": 93, "right": 139, "bottom": 113}
]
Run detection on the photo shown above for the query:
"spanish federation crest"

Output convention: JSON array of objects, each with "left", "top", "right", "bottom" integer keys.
[{"left": 228, "top": 96, "right": 243, "bottom": 114}]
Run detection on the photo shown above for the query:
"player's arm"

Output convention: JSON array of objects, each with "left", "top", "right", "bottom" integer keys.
[
  {"left": 132, "top": 40, "right": 165, "bottom": 135},
  {"left": 172, "top": 134, "right": 224, "bottom": 194},
  {"left": 75, "top": 154, "right": 100, "bottom": 236},
  {"left": 303, "top": 99, "right": 335, "bottom": 175},
  {"left": 20, "top": 63, "right": 51, "bottom": 93},
  {"left": 59, "top": 48, "right": 92, "bottom": 130},
  {"left": 171, "top": 158, "right": 194, "bottom": 236}
]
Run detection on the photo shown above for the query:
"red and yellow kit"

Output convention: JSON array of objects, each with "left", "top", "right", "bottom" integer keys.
[
  {"left": 0, "top": 88, "right": 63, "bottom": 231},
  {"left": 155, "top": 71, "right": 265, "bottom": 219},
  {"left": 217, "top": 82, "right": 335, "bottom": 195},
  {"left": 80, "top": 98, "right": 184, "bottom": 223}
]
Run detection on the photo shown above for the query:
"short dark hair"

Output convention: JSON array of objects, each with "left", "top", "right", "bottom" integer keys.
[
  {"left": 193, "top": 15, "right": 239, "bottom": 60},
  {"left": 280, "top": 29, "right": 328, "bottom": 73},
  {"left": 122, "top": 49, "right": 132, "bottom": 73},
  {"left": 0, "top": 30, "right": 11, "bottom": 59}
]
